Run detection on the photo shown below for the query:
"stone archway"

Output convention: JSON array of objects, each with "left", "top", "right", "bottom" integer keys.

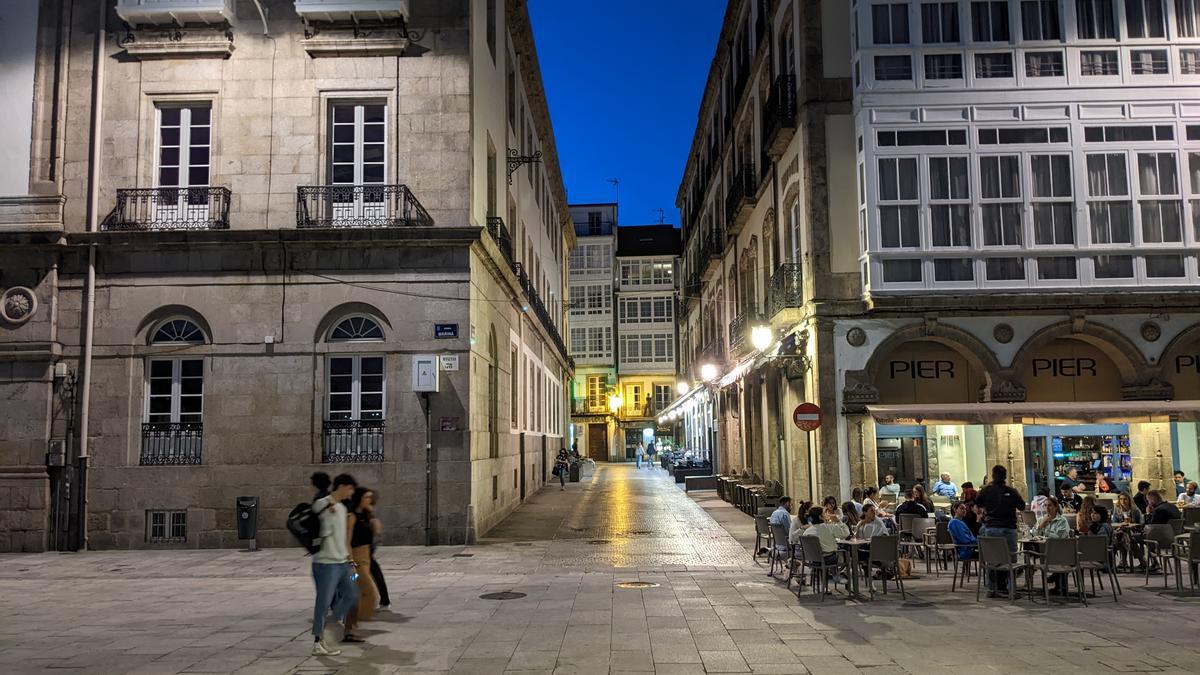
[
  {"left": 1159, "top": 322, "right": 1200, "bottom": 399},
  {"left": 1008, "top": 320, "right": 1164, "bottom": 401}
]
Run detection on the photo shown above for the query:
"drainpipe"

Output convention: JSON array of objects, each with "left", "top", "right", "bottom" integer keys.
[{"left": 77, "top": 0, "right": 107, "bottom": 549}]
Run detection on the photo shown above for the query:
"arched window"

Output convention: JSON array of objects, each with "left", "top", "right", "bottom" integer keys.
[
  {"left": 152, "top": 319, "right": 205, "bottom": 344},
  {"left": 328, "top": 316, "right": 384, "bottom": 342}
]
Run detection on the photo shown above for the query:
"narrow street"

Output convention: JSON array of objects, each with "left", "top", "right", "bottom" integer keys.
[{"left": 2, "top": 465, "right": 1199, "bottom": 674}]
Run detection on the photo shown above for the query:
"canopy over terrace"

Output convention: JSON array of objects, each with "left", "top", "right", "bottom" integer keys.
[{"left": 865, "top": 401, "right": 1200, "bottom": 425}]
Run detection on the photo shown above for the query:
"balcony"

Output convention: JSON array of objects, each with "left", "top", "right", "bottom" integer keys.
[
  {"left": 725, "top": 164, "right": 757, "bottom": 234},
  {"left": 296, "top": 184, "right": 432, "bottom": 229},
  {"left": 575, "top": 219, "right": 615, "bottom": 237},
  {"left": 701, "top": 228, "right": 726, "bottom": 274},
  {"left": 116, "top": 0, "right": 234, "bottom": 26},
  {"left": 102, "top": 187, "right": 231, "bottom": 231},
  {"left": 701, "top": 335, "right": 726, "bottom": 365},
  {"left": 763, "top": 73, "right": 797, "bottom": 158},
  {"left": 514, "top": 262, "right": 571, "bottom": 362},
  {"left": 768, "top": 263, "right": 804, "bottom": 319},
  {"left": 728, "top": 310, "right": 760, "bottom": 356},
  {"left": 622, "top": 403, "right": 656, "bottom": 420},
  {"left": 294, "top": 0, "right": 411, "bottom": 22},
  {"left": 322, "top": 420, "right": 385, "bottom": 463},
  {"left": 140, "top": 422, "right": 203, "bottom": 466},
  {"left": 571, "top": 398, "right": 609, "bottom": 416},
  {"left": 486, "top": 216, "right": 515, "bottom": 265}
]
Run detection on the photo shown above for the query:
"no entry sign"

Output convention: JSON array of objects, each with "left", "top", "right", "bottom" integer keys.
[{"left": 792, "top": 403, "right": 823, "bottom": 432}]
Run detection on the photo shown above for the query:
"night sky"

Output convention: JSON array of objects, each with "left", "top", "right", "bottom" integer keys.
[{"left": 528, "top": 0, "right": 727, "bottom": 228}]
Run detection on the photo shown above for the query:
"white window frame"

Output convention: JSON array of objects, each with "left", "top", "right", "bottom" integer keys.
[
  {"left": 326, "top": 355, "right": 385, "bottom": 422},
  {"left": 328, "top": 101, "right": 388, "bottom": 222},
  {"left": 877, "top": 157, "right": 922, "bottom": 249},
  {"left": 927, "top": 155, "right": 972, "bottom": 248},
  {"left": 979, "top": 154, "right": 1024, "bottom": 248},
  {"left": 153, "top": 104, "right": 212, "bottom": 223},
  {"left": 1135, "top": 151, "right": 1184, "bottom": 246},
  {"left": 145, "top": 357, "right": 204, "bottom": 425},
  {"left": 1030, "top": 154, "right": 1075, "bottom": 247}
]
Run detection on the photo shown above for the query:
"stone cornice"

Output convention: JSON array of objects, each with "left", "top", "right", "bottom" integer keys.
[{"left": 68, "top": 226, "right": 482, "bottom": 250}]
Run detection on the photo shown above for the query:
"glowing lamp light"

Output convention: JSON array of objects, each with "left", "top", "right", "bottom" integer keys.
[
  {"left": 608, "top": 394, "right": 623, "bottom": 413},
  {"left": 699, "top": 363, "right": 718, "bottom": 382},
  {"left": 751, "top": 325, "right": 774, "bottom": 352},
  {"left": 676, "top": 381, "right": 690, "bottom": 396}
]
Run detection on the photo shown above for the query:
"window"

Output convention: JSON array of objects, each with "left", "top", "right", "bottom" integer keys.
[
  {"left": 1025, "top": 51, "right": 1065, "bottom": 76},
  {"left": 1021, "top": 0, "right": 1061, "bottom": 40},
  {"left": 925, "top": 53, "right": 964, "bottom": 79},
  {"left": 1076, "top": 0, "right": 1116, "bottom": 39},
  {"left": 980, "top": 155, "right": 1023, "bottom": 246},
  {"left": 147, "top": 510, "right": 187, "bottom": 544},
  {"left": 618, "top": 333, "right": 674, "bottom": 365},
  {"left": 934, "top": 258, "right": 974, "bottom": 281},
  {"left": 620, "top": 260, "right": 673, "bottom": 286},
  {"left": 485, "top": 0, "right": 496, "bottom": 62},
  {"left": 147, "top": 358, "right": 203, "bottom": 425},
  {"left": 975, "top": 52, "right": 1014, "bottom": 77},
  {"left": 1085, "top": 125, "right": 1174, "bottom": 142},
  {"left": 873, "top": 3, "right": 911, "bottom": 44},
  {"left": 1190, "top": 153, "right": 1200, "bottom": 240},
  {"left": 618, "top": 295, "right": 673, "bottom": 324},
  {"left": 1131, "top": 49, "right": 1169, "bottom": 75},
  {"left": 1125, "top": 0, "right": 1166, "bottom": 38},
  {"left": 1180, "top": 0, "right": 1200, "bottom": 37},
  {"left": 569, "top": 283, "right": 611, "bottom": 315},
  {"left": 1094, "top": 255, "right": 1134, "bottom": 278},
  {"left": 156, "top": 105, "right": 210, "bottom": 191},
  {"left": 570, "top": 326, "right": 612, "bottom": 360},
  {"left": 1037, "top": 256, "right": 1077, "bottom": 279},
  {"left": 510, "top": 347, "right": 519, "bottom": 427},
  {"left": 330, "top": 103, "right": 385, "bottom": 186},
  {"left": 653, "top": 384, "right": 672, "bottom": 413},
  {"left": 1137, "top": 153, "right": 1183, "bottom": 243},
  {"left": 882, "top": 259, "right": 923, "bottom": 282},
  {"left": 327, "top": 356, "right": 384, "bottom": 422},
  {"left": 1080, "top": 51, "right": 1119, "bottom": 76},
  {"left": 1183, "top": 50, "right": 1200, "bottom": 74},
  {"left": 488, "top": 330, "right": 498, "bottom": 455},
  {"left": 971, "top": 2, "right": 1010, "bottom": 41},
  {"left": 921, "top": 2, "right": 960, "bottom": 42},
  {"left": 874, "top": 55, "right": 913, "bottom": 80},
  {"left": 328, "top": 316, "right": 385, "bottom": 342},
  {"left": 1031, "top": 155, "right": 1074, "bottom": 245},
  {"left": 1087, "top": 154, "right": 1133, "bottom": 244},
  {"left": 878, "top": 129, "right": 968, "bottom": 146},
  {"left": 152, "top": 319, "right": 204, "bottom": 344},
  {"left": 928, "top": 157, "right": 971, "bottom": 246},
  {"left": 978, "top": 127, "right": 1069, "bottom": 144},
  {"left": 586, "top": 375, "right": 606, "bottom": 409},
  {"left": 878, "top": 157, "right": 920, "bottom": 248},
  {"left": 986, "top": 257, "right": 1026, "bottom": 280},
  {"left": 1146, "top": 255, "right": 1186, "bottom": 277}
]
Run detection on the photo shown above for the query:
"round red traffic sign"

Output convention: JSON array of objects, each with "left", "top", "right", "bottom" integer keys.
[{"left": 792, "top": 403, "right": 823, "bottom": 432}]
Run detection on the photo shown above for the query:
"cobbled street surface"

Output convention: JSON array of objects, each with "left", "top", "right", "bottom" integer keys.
[{"left": 2, "top": 464, "right": 1199, "bottom": 675}]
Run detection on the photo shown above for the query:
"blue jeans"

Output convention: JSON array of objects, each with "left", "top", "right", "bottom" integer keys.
[
  {"left": 312, "top": 561, "right": 359, "bottom": 637},
  {"left": 980, "top": 526, "right": 1017, "bottom": 592}
]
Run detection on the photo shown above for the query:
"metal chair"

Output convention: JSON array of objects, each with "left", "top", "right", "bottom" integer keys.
[
  {"left": 977, "top": 536, "right": 1029, "bottom": 603},
  {"left": 1021, "top": 511, "right": 1037, "bottom": 528},
  {"left": 897, "top": 513, "right": 916, "bottom": 540},
  {"left": 1033, "top": 537, "right": 1086, "bottom": 606},
  {"left": 1183, "top": 508, "right": 1200, "bottom": 531},
  {"left": 1076, "top": 535, "right": 1120, "bottom": 602},
  {"left": 798, "top": 535, "right": 843, "bottom": 602},
  {"left": 863, "top": 535, "right": 906, "bottom": 600},
  {"left": 900, "top": 517, "right": 935, "bottom": 564},
  {"left": 1170, "top": 518, "right": 1186, "bottom": 536},
  {"left": 1176, "top": 531, "right": 1199, "bottom": 593},
  {"left": 753, "top": 513, "right": 772, "bottom": 560},
  {"left": 768, "top": 523, "right": 793, "bottom": 582},
  {"left": 1143, "top": 524, "right": 1182, "bottom": 589},
  {"left": 930, "top": 521, "right": 958, "bottom": 577},
  {"left": 950, "top": 541, "right": 978, "bottom": 592}
]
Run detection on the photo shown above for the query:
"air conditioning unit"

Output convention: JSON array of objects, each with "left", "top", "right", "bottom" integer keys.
[
  {"left": 293, "top": 0, "right": 410, "bottom": 23},
  {"left": 115, "top": 0, "right": 234, "bottom": 26}
]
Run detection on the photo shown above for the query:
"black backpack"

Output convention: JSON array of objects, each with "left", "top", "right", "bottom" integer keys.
[{"left": 287, "top": 500, "right": 330, "bottom": 554}]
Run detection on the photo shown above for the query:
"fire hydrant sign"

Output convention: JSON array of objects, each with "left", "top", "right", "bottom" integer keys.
[{"left": 792, "top": 403, "right": 823, "bottom": 431}]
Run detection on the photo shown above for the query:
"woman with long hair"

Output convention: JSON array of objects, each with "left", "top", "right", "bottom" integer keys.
[
  {"left": 342, "top": 487, "right": 380, "bottom": 642},
  {"left": 912, "top": 484, "right": 934, "bottom": 512},
  {"left": 1076, "top": 495, "right": 1096, "bottom": 534},
  {"left": 841, "top": 501, "right": 860, "bottom": 530}
]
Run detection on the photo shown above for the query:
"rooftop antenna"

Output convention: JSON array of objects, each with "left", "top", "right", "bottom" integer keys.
[
  {"left": 653, "top": 208, "right": 665, "bottom": 224},
  {"left": 607, "top": 178, "right": 620, "bottom": 205}
]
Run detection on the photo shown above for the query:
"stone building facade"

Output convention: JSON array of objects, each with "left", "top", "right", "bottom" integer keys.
[
  {"left": 670, "top": 0, "right": 1200, "bottom": 506},
  {"left": 0, "top": 0, "right": 573, "bottom": 552}
]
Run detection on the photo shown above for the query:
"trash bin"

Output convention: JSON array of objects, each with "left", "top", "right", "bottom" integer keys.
[
  {"left": 235, "top": 496, "right": 258, "bottom": 546},
  {"left": 568, "top": 462, "right": 581, "bottom": 482}
]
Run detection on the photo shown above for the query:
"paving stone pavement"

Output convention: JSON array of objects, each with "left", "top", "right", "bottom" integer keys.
[{"left": 2, "top": 463, "right": 1199, "bottom": 675}]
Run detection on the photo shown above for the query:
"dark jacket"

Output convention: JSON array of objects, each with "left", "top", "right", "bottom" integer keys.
[
  {"left": 1133, "top": 492, "right": 1149, "bottom": 515},
  {"left": 1148, "top": 501, "right": 1182, "bottom": 525},
  {"left": 894, "top": 501, "right": 928, "bottom": 518},
  {"left": 976, "top": 480, "right": 1026, "bottom": 530}
]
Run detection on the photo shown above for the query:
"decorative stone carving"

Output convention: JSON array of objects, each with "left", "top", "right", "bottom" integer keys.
[
  {"left": 1122, "top": 379, "right": 1174, "bottom": 401},
  {"left": 993, "top": 323, "right": 1014, "bottom": 344},
  {"left": 846, "top": 327, "right": 867, "bottom": 347},
  {"left": 987, "top": 379, "right": 1027, "bottom": 403},
  {"left": 842, "top": 382, "right": 880, "bottom": 406},
  {"left": 0, "top": 287, "right": 37, "bottom": 325},
  {"left": 1140, "top": 321, "right": 1162, "bottom": 342}
]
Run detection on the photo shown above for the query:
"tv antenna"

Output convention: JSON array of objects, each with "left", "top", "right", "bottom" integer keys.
[
  {"left": 653, "top": 208, "right": 665, "bottom": 224},
  {"left": 607, "top": 178, "right": 619, "bottom": 203}
]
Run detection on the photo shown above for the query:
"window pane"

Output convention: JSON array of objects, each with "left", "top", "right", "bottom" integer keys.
[
  {"left": 882, "top": 259, "right": 923, "bottom": 282},
  {"left": 1146, "top": 254, "right": 1185, "bottom": 277},
  {"left": 934, "top": 258, "right": 974, "bottom": 281},
  {"left": 986, "top": 257, "right": 1025, "bottom": 280},
  {"left": 1094, "top": 255, "right": 1134, "bottom": 278}
]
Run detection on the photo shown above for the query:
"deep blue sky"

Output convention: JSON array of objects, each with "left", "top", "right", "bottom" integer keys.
[{"left": 529, "top": 0, "right": 727, "bottom": 228}]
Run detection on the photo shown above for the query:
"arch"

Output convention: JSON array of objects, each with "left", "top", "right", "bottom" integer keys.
[
  {"left": 314, "top": 302, "right": 392, "bottom": 343},
  {"left": 1158, "top": 321, "right": 1200, "bottom": 371},
  {"left": 1008, "top": 320, "right": 1149, "bottom": 385},
  {"left": 1148, "top": 321, "right": 1200, "bottom": 399},
  {"left": 137, "top": 305, "right": 212, "bottom": 345},
  {"left": 864, "top": 321, "right": 1004, "bottom": 392}
]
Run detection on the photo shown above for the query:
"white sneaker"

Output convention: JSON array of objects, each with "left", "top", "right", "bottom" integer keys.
[{"left": 312, "top": 639, "right": 342, "bottom": 656}]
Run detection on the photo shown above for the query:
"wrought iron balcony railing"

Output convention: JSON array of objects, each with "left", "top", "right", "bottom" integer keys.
[
  {"left": 763, "top": 73, "right": 798, "bottom": 155},
  {"left": 140, "top": 422, "right": 203, "bottom": 465},
  {"left": 725, "top": 163, "right": 757, "bottom": 228},
  {"left": 701, "top": 227, "right": 726, "bottom": 263},
  {"left": 103, "top": 187, "right": 231, "bottom": 231},
  {"left": 513, "top": 262, "right": 570, "bottom": 362},
  {"left": 768, "top": 263, "right": 804, "bottom": 316},
  {"left": 322, "top": 420, "right": 385, "bottom": 463},
  {"left": 296, "top": 184, "right": 433, "bottom": 229},
  {"left": 728, "top": 310, "right": 758, "bottom": 354},
  {"left": 702, "top": 335, "right": 726, "bottom": 364},
  {"left": 486, "top": 216, "right": 515, "bottom": 264}
]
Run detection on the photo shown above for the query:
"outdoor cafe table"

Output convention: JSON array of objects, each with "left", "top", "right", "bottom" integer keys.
[{"left": 836, "top": 538, "right": 871, "bottom": 600}]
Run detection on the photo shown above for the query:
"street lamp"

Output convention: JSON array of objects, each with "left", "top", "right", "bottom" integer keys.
[
  {"left": 750, "top": 324, "right": 774, "bottom": 352},
  {"left": 699, "top": 363, "right": 718, "bottom": 382},
  {"left": 608, "top": 393, "right": 623, "bottom": 414},
  {"left": 676, "top": 381, "right": 690, "bottom": 396}
]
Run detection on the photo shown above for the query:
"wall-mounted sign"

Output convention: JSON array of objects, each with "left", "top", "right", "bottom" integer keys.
[
  {"left": 792, "top": 403, "right": 823, "bottom": 431},
  {"left": 1166, "top": 333, "right": 1200, "bottom": 399},
  {"left": 1018, "top": 338, "right": 1122, "bottom": 402},
  {"left": 874, "top": 340, "right": 982, "bottom": 405},
  {"left": 439, "top": 355, "right": 459, "bottom": 372},
  {"left": 434, "top": 323, "right": 458, "bottom": 339}
]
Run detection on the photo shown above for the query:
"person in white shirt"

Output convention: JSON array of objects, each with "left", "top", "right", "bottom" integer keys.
[
  {"left": 1179, "top": 481, "right": 1200, "bottom": 508},
  {"left": 856, "top": 504, "right": 889, "bottom": 541},
  {"left": 879, "top": 475, "right": 901, "bottom": 503},
  {"left": 310, "top": 474, "right": 361, "bottom": 656}
]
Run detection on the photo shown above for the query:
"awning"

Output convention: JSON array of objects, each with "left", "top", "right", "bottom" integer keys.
[{"left": 864, "top": 401, "right": 1200, "bottom": 425}]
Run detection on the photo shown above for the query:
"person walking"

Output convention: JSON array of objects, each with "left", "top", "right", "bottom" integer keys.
[
  {"left": 554, "top": 451, "right": 570, "bottom": 490},
  {"left": 311, "top": 471, "right": 331, "bottom": 499},
  {"left": 636, "top": 442, "right": 645, "bottom": 468},
  {"left": 367, "top": 493, "right": 391, "bottom": 611},
  {"left": 646, "top": 440, "right": 656, "bottom": 469},
  {"left": 311, "top": 474, "right": 359, "bottom": 656},
  {"left": 975, "top": 465, "right": 1026, "bottom": 599},
  {"left": 342, "top": 487, "right": 380, "bottom": 641}
]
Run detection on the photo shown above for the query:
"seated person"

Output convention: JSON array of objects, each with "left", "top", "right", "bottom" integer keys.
[
  {"left": 894, "top": 489, "right": 929, "bottom": 519},
  {"left": 850, "top": 488, "right": 865, "bottom": 517},
  {"left": 802, "top": 508, "right": 850, "bottom": 585},
  {"left": 1030, "top": 498, "right": 1071, "bottom": 539},
  {"left": 841, "top": 501, "right": 860, "bottom": 530},
  {"left": 855, "top": 504, "right": 889, "bottom": 541},
  {"left": 960, "top": 482, "right": 978, "bottom": 504},
  {"left": 1147, "top": 490, "right": 1182, "bottom": 524},
  {"left": 1089, "top": 505, "right": 1114, "bottom": 541},
  {"left": 1179, "top": 481, "right": 1200, "bottom": 508},
  {"left": 963, "top": 502, "right": 983, "bottom": 537},
  {"left": 769, "top": 496, "right": 793, "bottom": 544},
  {"left": 1095, "top": 475, "right": 1117, "bottom": 494},
  {"left": 947, "top": 501, "right": 978, "bottom": 561},
  {"left": 1030, "top": 488, "right": 1052, "bottom": 520},
  {"left": 931, "top": 473, "right": 958, "bottom": 499},
  {"left": 789, "top": 507, "right": 821, "bottom": 545},
  {"left": 1133, "top": 480, "right": 1153, "bottom": 515},
  {"left": 879, "top": 475, "right": 901, "bottom": 503}
]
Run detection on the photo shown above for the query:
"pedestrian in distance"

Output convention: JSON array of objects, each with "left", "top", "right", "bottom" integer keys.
[
  {"left": 310, "top": 473, "right": 360, "bottom": 656},
  {"left": 636, "top": 442, "right": 645, "bottom": 468},
  {"left": 343, "top": 487, "right": 380, "bottom": 640},
  {"left": 554, "top": 450, "right": 570, "bottom": 490}
]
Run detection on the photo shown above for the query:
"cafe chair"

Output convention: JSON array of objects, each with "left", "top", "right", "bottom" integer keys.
[
  {"left": 798, "top": 535, "right": 844, "bottom": 602},
  {"left": 753, "top": 511, "right": 773, "bottom": 561},
  {"left": 977, "top": 536, "right": 1030, "bottom": 603},
  {"left": 900, "top": 517, "right": 935, "bottom": 565},
  {"left": 1076, "top": 535, "right": 1120, "bottom": 602},
  {"left": 1183, "top": 508, "right": 1200, "bottom": 531},
  {"left": 1032, "top": 537, "right": 1087, "bottom": 606},
  {"left": 863, "top": 535, "right": 906, "bottom": 600},
  {"left": 897, "top": 514, "right": 916, "bottom": 541},
  {"left": 768, "top": 523, "right": 794, "bottom": 582},
  {"left": 1021, "top": 511, "right": 1037, "bottom": 528},
  {"left": 950, "top": 543, "right": 978, "bottom": 592},
  {"left": 1175, "top": 531, "right": 1199, "bottom": 593},
  {"left": 1143, "top": 524, "right": 1182, "bottom": 590},
  {"left": 930, "top": 521, "right": 958, "bottom": 577},
  {"left": 1169, "top": 518, "right": 1186, "bottom": 536}
]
